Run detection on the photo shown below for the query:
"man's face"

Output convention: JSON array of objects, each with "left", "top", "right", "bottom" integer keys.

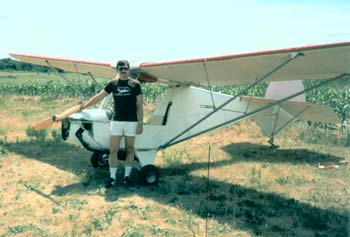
[{"left": 117, "top": 66, "right": 130, "bottom": 78}]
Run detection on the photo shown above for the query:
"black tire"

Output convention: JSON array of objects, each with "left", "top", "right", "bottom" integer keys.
[
  {"left": 90, "top": 152, "right": 109, "bottom": 168},
  {"left": 140, "top": 165, "right": 160, "bottom": 185}
]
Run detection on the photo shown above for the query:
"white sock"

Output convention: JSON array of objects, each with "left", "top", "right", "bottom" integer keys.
[
  {"left": 110, "top": 167, "right": 117, "bottom": 179},
  {"left": 124, "top": 166, "right": 132, "bottom": 177}
]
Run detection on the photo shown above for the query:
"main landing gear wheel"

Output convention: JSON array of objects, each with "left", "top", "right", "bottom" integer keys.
[
  {"left": 140, "top": 165, "right": 160, "bottom": 185},
  {"left": 90, "top": 152, "right": 109, "bottom": 168}
]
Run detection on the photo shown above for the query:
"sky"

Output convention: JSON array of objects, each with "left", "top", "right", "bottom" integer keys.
[{"left": 1, "top": 0, "right": 350, "bottom": 66}]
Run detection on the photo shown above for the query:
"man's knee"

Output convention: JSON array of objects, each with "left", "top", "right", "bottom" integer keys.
[
  {"left": 126, "top": 144, "right": 134, "bottom": 154},
  {"left": 109, "top": 149, "right": 117, "bottom": 159}
]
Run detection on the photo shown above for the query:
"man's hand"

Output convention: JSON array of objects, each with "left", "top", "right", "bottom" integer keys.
[{"left": 136, "top": 123, "right": 143, "bottom": 135}]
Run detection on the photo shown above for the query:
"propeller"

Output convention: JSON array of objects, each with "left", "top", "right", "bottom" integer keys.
[{"left": 32, "top": 104, "right": 82, "bottom": 130}]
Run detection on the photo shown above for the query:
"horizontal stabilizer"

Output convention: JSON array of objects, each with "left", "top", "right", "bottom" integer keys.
[
  {"left": 240, "top": 96, "right": 341, "bottom": 124},
  {"left": 240, "top": 96, "right": 340, "bottom": 139}
]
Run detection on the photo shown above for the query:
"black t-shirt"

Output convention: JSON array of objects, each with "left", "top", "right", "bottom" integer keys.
[{"left": 104, "top": 79, "right": 142, "bottom": 121}]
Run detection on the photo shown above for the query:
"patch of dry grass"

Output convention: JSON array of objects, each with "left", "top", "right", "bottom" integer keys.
[{"left": 0, "top": 94, "right": 349, "bottom": 236}]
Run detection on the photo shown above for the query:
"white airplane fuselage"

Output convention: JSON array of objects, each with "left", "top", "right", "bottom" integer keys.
[
  {"left": 64, "top": 86, "right": 257, "bottom": 167},
  {"left": 61, "top": 82, "right": 339, "bottom": 184}
]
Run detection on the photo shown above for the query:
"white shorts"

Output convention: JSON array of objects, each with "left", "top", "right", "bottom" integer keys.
[{"left": 110, "top": 121, "right": 138, "bottom": 136}]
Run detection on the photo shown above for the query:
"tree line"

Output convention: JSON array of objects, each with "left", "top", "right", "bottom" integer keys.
[{"left": 0, "top": 58, "right": 63, "bottom": 72}]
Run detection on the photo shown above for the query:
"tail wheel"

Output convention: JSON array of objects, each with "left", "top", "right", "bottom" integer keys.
[
  {"left": 141, "top": 165, "right": 160, "bottom": 185},
  {"left": 91, "top": 152, "right": 109, "bottom": 168}
]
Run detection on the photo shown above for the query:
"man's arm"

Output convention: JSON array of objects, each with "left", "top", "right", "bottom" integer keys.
[
  {"left": 80, "top": 89, "right": 109, "bottom": 110},
  {"left": 136, "top": 94, "right": 144, "bottom": 134}
]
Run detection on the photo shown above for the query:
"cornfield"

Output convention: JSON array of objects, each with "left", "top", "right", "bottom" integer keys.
[{"left": 1, "top": 73, "right": 350, "bottom": 121}]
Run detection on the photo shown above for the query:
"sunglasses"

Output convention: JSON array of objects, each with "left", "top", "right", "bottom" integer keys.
[{"left": 118, "top": 67, "right": 129, "bottom": 72}]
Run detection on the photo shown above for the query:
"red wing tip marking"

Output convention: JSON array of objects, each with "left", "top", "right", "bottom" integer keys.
[
  {"left": 9, "top": 53, "right": 112, "bottom": 67},
  {"left": 140, "top": 41, "right": 350, "bottom": 67}
]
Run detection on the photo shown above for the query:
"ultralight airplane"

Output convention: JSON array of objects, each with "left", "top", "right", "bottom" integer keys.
[{"left": 10, "top": 42, "right": 350, "bottom": 184}]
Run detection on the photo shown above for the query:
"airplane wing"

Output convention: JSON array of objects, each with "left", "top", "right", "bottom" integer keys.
[
  {"left": 9, "top": 53, "right": 117, "bottom": 78},
  {"left": 9, "top": 53, "right": 158, "bottom": 82},
  {"left": 10, "top": 42, "right": 350, "bottom": 86},
  {"left": 139, "top": 42, "right": 350, "bottom": 86}
]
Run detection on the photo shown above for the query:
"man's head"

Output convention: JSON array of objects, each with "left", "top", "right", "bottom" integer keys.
[{"left": 116, "top": 60, "right": 130, "bottom": 78}]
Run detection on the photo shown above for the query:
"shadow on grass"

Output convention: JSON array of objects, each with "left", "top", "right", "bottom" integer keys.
[
  {"left": 4, "top": 140, "right": 349, "bottom": 236},
  {"left": 221, "top": 142, "right": 344, "bottom": 165},
  {"left": 4, "top": 140, "right": 92, "bottom": 173}
]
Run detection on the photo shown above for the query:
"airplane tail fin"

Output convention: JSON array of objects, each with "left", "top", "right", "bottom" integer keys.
[
  {"left": 265, "top": 80, "right": 305, "bottom": 102},
  {"left": 250, "top": 81, "right": 306, "bottom": 141},
  {"left": 247, "top": 80, "right": 340, "bottom": 146}
]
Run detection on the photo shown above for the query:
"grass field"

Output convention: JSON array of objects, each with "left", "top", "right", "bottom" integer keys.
[{"left": 0, "top": 74, "right": 350, "bottom": 236}]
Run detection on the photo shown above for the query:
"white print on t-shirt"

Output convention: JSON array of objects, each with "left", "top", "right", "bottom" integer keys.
[{"left": 116, "top": 87, "right": 131, "bottom": 96}]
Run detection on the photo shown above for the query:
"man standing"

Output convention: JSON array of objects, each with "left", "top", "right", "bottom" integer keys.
[{"left": 79, "top": 60, "right": 143, "bottom": 188}]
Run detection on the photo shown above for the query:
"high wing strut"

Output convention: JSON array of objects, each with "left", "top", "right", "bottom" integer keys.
[
  {"left": 45, "top": 60, "right": 86, "bottom": 99},
  {"left": 159, "top": 73, "right": 349, "bottom": 149},
  {"left": 160, "top": 52, "right": 304, "bottom": 148},
  {"left": 203, "top": 61, "right": 216, "bottom": 109},
  {"left": 88, "top": 72, "right": 102, "bottom": 91}
]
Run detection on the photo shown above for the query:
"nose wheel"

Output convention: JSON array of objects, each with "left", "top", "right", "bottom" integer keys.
[{"left": 90, "top": 152, "right": 109, "bottom": 168}]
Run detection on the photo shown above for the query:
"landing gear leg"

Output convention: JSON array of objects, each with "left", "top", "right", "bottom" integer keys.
[{"left": 268, "top": 138, "right": 279, "bottom": 149}]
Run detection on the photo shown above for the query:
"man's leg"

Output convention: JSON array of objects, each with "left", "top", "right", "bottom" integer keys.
[
  {"left": 106, "top": 135, "right": 122, "bottom": 188},
  {"left": 124, "top": 136, "right": 136, "bottom": 183},
  {"left": 125, "top": 136, "right": 135, "bottom": 164}
]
